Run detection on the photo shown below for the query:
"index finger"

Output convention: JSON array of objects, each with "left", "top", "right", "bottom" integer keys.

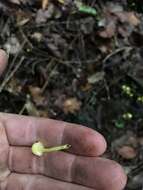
[{"left": 0, "top": 113, "right": 107, "bottom": 156}]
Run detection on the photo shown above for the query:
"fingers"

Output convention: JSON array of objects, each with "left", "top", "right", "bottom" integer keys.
[
  {"left": 0, "top": 113, "right": 107, "bottom": 156},
  {"left": 0, "top": 123, "right": 10, "bottom": 181},
  {"left": 0, "top": 50, "right": 8, "bottom": 75},
  {"left": 72, "top": 157, "right": 127, "bottom": 190},
  {"left": 9, "top": 147, "right": 127, "bottom": 190},
  {"left": 1, "top": 173, "right": 94, "bottom": 190}
]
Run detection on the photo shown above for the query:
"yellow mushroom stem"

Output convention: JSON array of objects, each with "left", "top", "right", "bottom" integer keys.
[{"left": 43, "top": 144, "right": 71, "bottom": 153}]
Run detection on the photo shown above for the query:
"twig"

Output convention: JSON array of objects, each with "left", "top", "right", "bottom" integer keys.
[
  {"left": 103, "top": 47, "right": 133, "bottom": 64},
  {"left": 0, "top": 56, "right": 25, "bottom": 92},
  {"left": 19, "top": 28, "right": 33, "bottom": 49},
  {"left": 4, "top": 40, "right": 26, "bottom": 79},
  {"left": 41, "top": 59, "right": 57, "bottom": 93},
  {"left": 19, "top": 103, "right": 26, "bottom": 115}
]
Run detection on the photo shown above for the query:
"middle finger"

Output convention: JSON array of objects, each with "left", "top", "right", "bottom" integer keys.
[{"left": 9, "top": 147, "right": 127, "bottom": 190}]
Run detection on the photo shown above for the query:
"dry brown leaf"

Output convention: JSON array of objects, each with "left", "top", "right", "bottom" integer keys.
[
  {"left": 42, "top": 0, "right": 49, "bottom": 9},
  {"left": 6, "top": 78, "right": 22, "bottom": 94},
  {"left": 127, "top": 12, "right": 140, "bottom": 26},
  {"left": 115, "top": 12, "right": 140, "bottom": 26},
  {"left": 117, "top": 146, "right": 137, "bottom": 159},
  {"left": 22, "top": 95, "right": 48, "bottom": 117},
  {"left": 29, "top": 86, "right": 45, "bottom": 106},
  {"left": 63, "top": 98, "right": 81, "bottom": 114},
  {"left": 98, "top": 3, "right": 140, "bottom": 39},
  {"left": 16, "top": 9, "right": 31, "bottom": 26},
  {"left": 38, "top": 110, "right": 49, "bottom": 117},
  {"left": 98, "top": 22, "right": 116, "bottom": 38},
  {"left": 81, "top": 83, "right": 92, "bottom": 91}
]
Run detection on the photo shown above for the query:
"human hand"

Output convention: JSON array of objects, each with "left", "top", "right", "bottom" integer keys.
[{"left": 0, "top": 50, "right": 127, "bottom": 190}]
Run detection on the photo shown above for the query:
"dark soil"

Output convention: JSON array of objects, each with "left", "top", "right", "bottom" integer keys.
[{"left": 0, "top": 0, "right": 143, "bottom": 189}]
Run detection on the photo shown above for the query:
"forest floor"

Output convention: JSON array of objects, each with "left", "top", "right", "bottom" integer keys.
[{"left": 0, "top": 0, "right": 143, "bottom": 189}]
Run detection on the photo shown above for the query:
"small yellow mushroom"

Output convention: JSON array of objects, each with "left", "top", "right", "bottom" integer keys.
[
  {"left": 122, "top": 113, "right": 133, "bottom": 120},
  {"left": 137, "top": 96, "right": 143, "bottom": 103},
  {"left": 122, "top": 85, "right": 134, "bottom": 97},
  {"left": 58, "top": 0, "right": 65, "bottom": 4},
  {"left": 32, "top": 141, "right": 71, "bottom": 156}
]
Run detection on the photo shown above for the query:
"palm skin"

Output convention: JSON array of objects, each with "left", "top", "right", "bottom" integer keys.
[{"left": 0, "top": 50, "right": 127, "bottom": 190}]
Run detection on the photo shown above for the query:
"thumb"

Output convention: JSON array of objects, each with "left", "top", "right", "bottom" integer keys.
[{"left": 0, "top": 49, "right": 8, "bottom": 75}]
